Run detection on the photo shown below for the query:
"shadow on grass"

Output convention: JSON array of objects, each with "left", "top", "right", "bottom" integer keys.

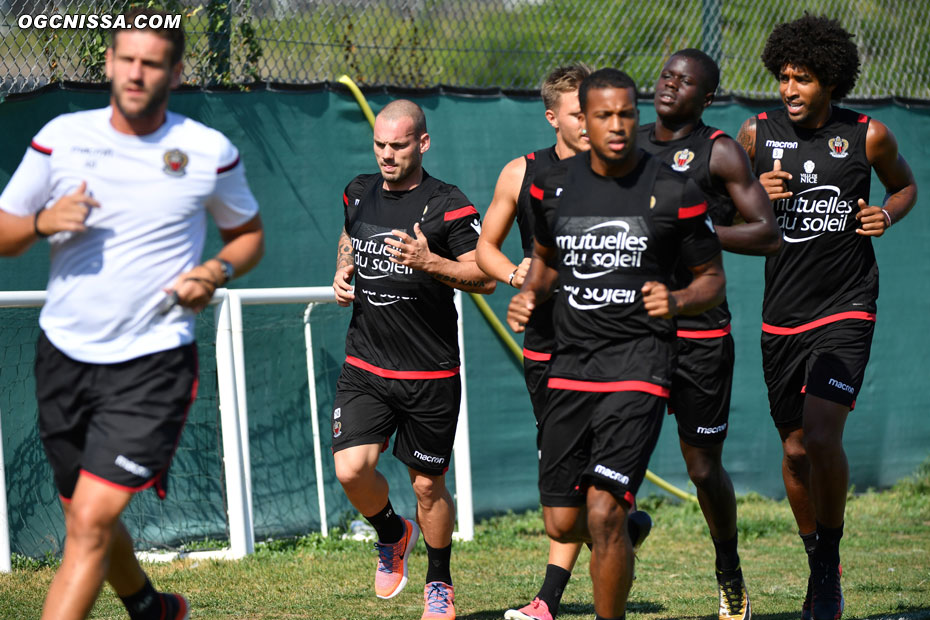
[{"left": 458, "top": 600, "right": 664, "bottom": 619}]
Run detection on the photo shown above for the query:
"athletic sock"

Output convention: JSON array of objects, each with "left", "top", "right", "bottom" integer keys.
[
  {"left": 712, "top": 532, "right": 741, "bottom": 573},
  {"left": 365, "top": 500, "right": 405, "bottom": 545},
  {"left": 536, "top": 563, "right": 571, "bottom": 616},
  {"left": 424, "top": 540, "right": 453, "bottom": 586},
  {"left": 594, "top": 615, "right": 625, "bottom": 620},
  {"left": 800, "top": 530, "right": 818, "bottom": 556},
  {"left": 119, "top": 577, "right": 161, "bottom": 620},
  {"left": 814, "top": 521, "right": 843, "bottom": 565}
]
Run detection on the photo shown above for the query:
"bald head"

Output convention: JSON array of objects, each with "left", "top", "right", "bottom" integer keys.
[{"left": 376, "top": 99, "right": 427, "bottom": 137}]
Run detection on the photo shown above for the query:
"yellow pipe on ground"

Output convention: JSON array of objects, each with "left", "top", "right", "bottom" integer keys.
[{"left": 336, "top": 74, "right": 698, "bottom": 505}]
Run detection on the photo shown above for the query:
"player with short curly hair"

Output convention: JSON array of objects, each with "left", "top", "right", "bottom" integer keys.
[
  {"left": 760, "top": 13, "right": 860, "bottom": 101},
  {"left": 738, "top": 14, "right": 918, "bottom": 620}
]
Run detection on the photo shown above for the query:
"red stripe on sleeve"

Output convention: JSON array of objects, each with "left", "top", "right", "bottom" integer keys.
[
  {"left": 526, "top": 152, "right": 536, "bottom": 160},
  {"left": 343, "top": 192, "right": 349, "bottom": 207},
  {"left": 443, "top": 205, "right": 479, "bottom": 221},
  {"left": 709, "top": 129, "right": 725, "bottom": 140},
  {"left": 529, "top": 184, "right": 544, "bottom": 201},
  {"left": 858, "top": 114, "right": 868, "bottom": 123},
  {"left": 678, "top": 201, "right": 708, "bottom": 219},
  {"left": 216, "top": 156, "right": 240, "bottom": 174},
  {"left": 757, "top": 111, "right": 768, "bottom": 120},
  {"left": 30, "top": 140, "right": 52, "bottom": 155}
]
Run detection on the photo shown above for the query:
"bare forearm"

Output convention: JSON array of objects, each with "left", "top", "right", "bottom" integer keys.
[
  {"left": 671, "top": 272, "right": 726, "bottom": 316},
  {"left": 715, "top": 220, "right": 782, "bottom": 256},
  {"left": 336, "top": 228, "right": 354, "bottom": 270},
  {"left": 883, "top": 183, "right": 917, "bottom": 225},
  {"left": 213, "top": 229, "right": 264, "bottom": 280},
  {"left": 476, "top": 238, "right": 519, "bottom": 283},
  {"left": 0, "top": 210, "right": 39, "bottom": 257},
  {"left": 429, "top": 257, "right": 496, "bottom": 293}
]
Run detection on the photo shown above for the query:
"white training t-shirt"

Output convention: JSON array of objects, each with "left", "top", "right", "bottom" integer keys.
[{"left": 0, "top": 107, "right": 259, "bottom": 363}]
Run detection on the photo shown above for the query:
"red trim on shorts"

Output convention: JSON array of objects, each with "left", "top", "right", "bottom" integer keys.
[
  {"left": 153, "top": 369, "right": 199, "bottom": 500},
  {"left": 523, "top": 347, "right": 552, "bottom": 362},
  {"left": 858, "top": 114, "right": 868, "bottom": 123},
  {"left": 216, "top": 156, "right": 240, "bottom": 174},
  {"left": 529, "top": 183, "right": 544, "bottom": 201},
  {"left": 526, "top": 152, "right": 536, "bottom": 160},
  {"left": 758, "top": 112, "right": 768, "bottom": 120},
  {"left": 79, "top": 469, "right": 156, "bottom": 494},
  {"left": 678, "top": 201, "right": 708, "bottom": 219},
  {"left": 443, "top": 205, "right": 478, "bottom": 221},
  {"left": 59, "top": 495, "right": 72, "bottom": 504},
  {"left": 548, "top": 377, "right": 670, "bottom": 397},
  {"left": 343, "top": 192, "right": 349, "bottom": 206},
  {"left": 762, "top": 311, "right": 876, "bottom": 335},
  {"left": 346, "top": 355, "right": 460, "bottom": 379},
  {"left": 381, "top": 437, "right": 390, "bottom": 453},
  {"left": 30, "top": 140, "right": 52, "bottom": 155},
  {"left": 677, "top": 324, "right": 731, "bottom": 339},
  {"left": 709, "top": 129, "right": 725, "bottom": 140}
]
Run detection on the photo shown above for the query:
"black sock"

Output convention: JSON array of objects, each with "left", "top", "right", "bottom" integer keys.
[
  {"left": 119, "top": 577, "right": 160, "bottom": 620},
  {"left": 712, "top": 532, "right": 741, "bottom": 573},
  {"left": 800, "top": 530, "right": 818, "bottom": 556},
  {"left": 594, "top": 615, "right": 625, "bottom": 620},
  {"left": 424, "top": 540, "right": 453, "bottom": 585},
  {"left": 365, "top": 500, "right": 404, "bottom": 544},
  {"left": 814, "top": 521, "right": 843, "bottom": 565},
  {"left": 536, "top": 563, "right": 571, "bottom": 615}
]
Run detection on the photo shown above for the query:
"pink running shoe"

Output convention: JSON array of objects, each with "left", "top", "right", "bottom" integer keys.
[
  {"left": 374, "top": 517, "right": 420, "bottom": 599},
  {"left": 504, "top": 597, "right": 553, "bottom": 620},
  {"left": 422, "top": 581, "right": 455, "bottom": 619}
]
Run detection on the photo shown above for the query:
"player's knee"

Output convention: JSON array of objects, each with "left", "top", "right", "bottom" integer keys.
[
  {"left": 685, "top": 454, "right": 721, "bottom": 489},
  {"left": 544, "top": 517, "right": 578, "bottom": 543},
  {"left": 410, "top": 473, "right": 445, "bottom": 506},
  {"left": 802, "top": 429, "right": 843, "bottom": 458},
  {"left": 333, "top": 455, "right": 373, "bottom": 489},
  {"left": 65, "top": 506, "right": 115, "bottom": 552}
]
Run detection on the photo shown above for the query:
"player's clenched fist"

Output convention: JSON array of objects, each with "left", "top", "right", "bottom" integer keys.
[
  {"left": 507, "top": 291, "right": 535, "bottom": 333},
  {"left": 855, "top": 198, "right": 890, "bottom": 237},
  {"left": 759, "top": 159, "right": 792, "bottom": 201},
  {"left": 641, "top": 281, "right": 678, "bottom": 319},
  {"left": 35, "top": 180, "right": 100, "bottom": 236},
  {"left": 333, "top": 264, "right": 356, "bottom": 307}
]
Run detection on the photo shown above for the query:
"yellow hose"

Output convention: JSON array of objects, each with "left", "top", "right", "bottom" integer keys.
[{"left": 336, "top": 74, "right": 698, "bottom": 504}]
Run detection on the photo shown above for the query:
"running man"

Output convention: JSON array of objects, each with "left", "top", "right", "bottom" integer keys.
[
  {"left": 331, "top": 99, "right": 495, "bottom": 620},
  {"left": 736, "top": 15, "right": 917, "bottom": 620},
  {"left": 638, "top": 48, "right": 782, "bottom": 620},
  {"left": 508, "top": 68, "right": 726, "bottom": 620},
  {"left": 477, "top": 64, "right": 651, "bottom": 620},
  {"left": 0, "top": 9, "right": 264, "bottom": 620}
]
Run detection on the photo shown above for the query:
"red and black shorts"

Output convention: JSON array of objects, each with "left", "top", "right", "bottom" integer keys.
[
  {"left": 332, "top": 359, "right": 461, "bottom": 476},
  {"left": 762, "top": 315, "right": 875, "bottom": 429},
  {"left": 522, "top": 347, "right": 552, "bottom": 424},
  {"left": 538, "top": 380, "right": 667, "bottom": 509},
  {"left": 668, "top": 330, "right": 735, "bottom": 446},
  {"left": 35, "top": 332, "right": 198, "bottom": 501}
]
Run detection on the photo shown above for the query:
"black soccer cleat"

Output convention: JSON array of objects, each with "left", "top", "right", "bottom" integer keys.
[
  {"left": 628, "top": 509, "right": 653, "bottom": 551},
  {"left": 810, "top": 560, "right": 843, "bottom": 620}
]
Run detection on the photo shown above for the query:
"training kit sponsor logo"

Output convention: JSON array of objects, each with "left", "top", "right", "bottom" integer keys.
[
  {"left": 115, "top": 455, "right": 153, "bottom": 478},
  {"left": 828, "top": 135, "right": 850, "bottom": 158},
  {"left": 800, "top": 160, "right": 818, "bottom": 184},
  {"left": 17, "top": 12, "right": 182, "bottom": 29},
  {"left": 413, "top": 450, "right": 445, "bottom": 465},
  {"left": 594, "top": 464, "right": 630, "bottom": 485},
  {"left": 671, "top": 148, "right": 694, "bottom": 172},
  {"left": 349, "top": 223, "right": 424, "bottom": 306},
  {"left": 696, "top": 423, "right": 727, "bottom": 435},
  {"left": 766, "top": 139, "right": 798, "bottom": 160},
  {"left": 828, "top": 378, "right": 856, "bottom": 394},
  {"left": 773, "top": 185, "right": 857, "bottom": 243}
]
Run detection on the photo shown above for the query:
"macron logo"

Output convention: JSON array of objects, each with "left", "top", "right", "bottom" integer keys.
[
  {"left": 828, "top": 378, "right": 855, "bottom": 394},
  {"left": 115, "top": 455, "right": 153, "bottom": 478},
  {"left": 414, "top": 450, "right": 445, "bottom": 465},
  {"left": 765, "top": 140, "right": 798, "bottom": 149},
  {"left": 594, "top": 464, "right": 629, "bottom": 484},
  {"left": 697, "top": 423, "right": 727, "bottom": 435}
]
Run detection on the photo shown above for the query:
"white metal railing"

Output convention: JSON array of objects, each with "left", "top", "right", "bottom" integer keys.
[{"left": 0, "top": 287, "right": 475, "bottom": 571}]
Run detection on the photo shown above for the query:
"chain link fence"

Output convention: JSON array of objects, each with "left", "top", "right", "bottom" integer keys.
[{"left": 2, "top": 0, "right": 929, "bottom": 99}]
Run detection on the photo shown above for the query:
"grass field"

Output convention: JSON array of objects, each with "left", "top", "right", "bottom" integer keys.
[{"left": 2, "top": 462, "right": 928, "bottom": 619}]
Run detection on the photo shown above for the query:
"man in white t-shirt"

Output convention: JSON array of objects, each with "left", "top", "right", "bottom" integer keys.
[{"left": 0, "top": 9, "right": 264, "bottom": 620}]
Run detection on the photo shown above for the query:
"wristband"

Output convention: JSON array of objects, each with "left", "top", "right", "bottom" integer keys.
[
  {"left": 881, "top": 208, "right": 892, "bottom": 228},
  {"left": 508, "top": 267, "right": 518, "bottom": 288},
  {"left": 34, "top": 208, "right": 49, "bottom": 238}
]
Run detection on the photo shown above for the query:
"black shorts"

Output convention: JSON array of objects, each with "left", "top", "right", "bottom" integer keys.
[
  {"left": 538, "top": 387, "right": 666, "bottom": 508},
  {"left": 762, "top": 318, "right": 875, "bottom": 429},
  {"left": 668, "top": 333, "right": 735, "bottom": 446},
  {"left": 523, "top": 355, "right": 550, "bottom": 424},
  {"left": 35, "top": 332, "right": 197, "bottom": 501},
  {"left": 332, "top": 362, "right": 461, "bottom": 476}
]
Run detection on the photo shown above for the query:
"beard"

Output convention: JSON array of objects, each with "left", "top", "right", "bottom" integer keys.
[{"left": 113, "top": 79, "right": 171, "bottom": 120}]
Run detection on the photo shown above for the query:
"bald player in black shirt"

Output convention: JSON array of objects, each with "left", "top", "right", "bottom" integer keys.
[
  {"left": 332, "top": 99, "right": 495, "bottom": 620},
  {"left": 737, "top": 15, "right": 917, "bottom": 620},
  {"left": 509, "top": 68, "right": 725, "bottom": 620},
  {"left": 638, "top": 48, "right": 780, "bottom": 620}
]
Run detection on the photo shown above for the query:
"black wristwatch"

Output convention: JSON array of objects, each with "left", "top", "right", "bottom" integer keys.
[{"left": 217, "top": 259, "right": 234, "bottom": 284}]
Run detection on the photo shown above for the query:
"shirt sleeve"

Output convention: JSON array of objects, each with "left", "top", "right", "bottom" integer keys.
[
  {"left": 343, "top": 176, "right": 366, "bottom": 231},
  {"left": 0, "top": 123, "right": 58, "bottom": 216},
  {"left": 205, "top": 138, "right": 260, "bottom": 230},
  {"left": 677, "top": 177, "right": 721, "bottom": 267},
  {"left": 530, "top": 167, "right": 562, "bottom": 249},
  {"left": 441, "top": 187, "right": 482, "bottom": 257}
]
